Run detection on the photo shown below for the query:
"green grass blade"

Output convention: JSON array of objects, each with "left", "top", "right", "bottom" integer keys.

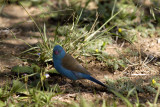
[{"left": 111, "top": 89, "right": 133, "bottom": 107}]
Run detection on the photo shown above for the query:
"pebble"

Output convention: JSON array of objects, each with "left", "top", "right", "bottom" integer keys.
[{"left": 158, "top": 38, "right": 160, "bottom": 44}]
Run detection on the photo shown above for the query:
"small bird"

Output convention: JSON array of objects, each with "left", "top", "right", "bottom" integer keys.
[{"left": 53, "top": 45, "right": 107, "bottom": 87}]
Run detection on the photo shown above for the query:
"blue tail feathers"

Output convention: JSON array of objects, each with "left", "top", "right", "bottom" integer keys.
[{"left": 87, "top": 76, "right": 107, "bottom": 88}]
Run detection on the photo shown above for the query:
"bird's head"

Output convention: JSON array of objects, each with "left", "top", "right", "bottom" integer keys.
[{"left": 53, "top": 45, "right": 66, "bottom": 60}]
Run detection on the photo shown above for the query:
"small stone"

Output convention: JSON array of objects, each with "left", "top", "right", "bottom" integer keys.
[
  {"left": 23, "top": 62, "right": 28, "bottom": 66},
  {"left": 157, "top": 38, "right": 160, "bottom": 44}
]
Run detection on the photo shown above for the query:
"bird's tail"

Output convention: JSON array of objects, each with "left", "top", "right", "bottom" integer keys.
[{"left": 87, "top": 76, "right": 108, "bottom": 88}]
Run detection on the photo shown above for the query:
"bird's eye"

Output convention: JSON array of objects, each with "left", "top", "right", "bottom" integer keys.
[{"left": 54, "top": 50, "right": 59, "bottom": 55}]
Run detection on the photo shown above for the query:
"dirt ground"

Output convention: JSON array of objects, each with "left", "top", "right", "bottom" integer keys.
[{"left": 0, "top": 5, "right": 160, "bottom": 104}]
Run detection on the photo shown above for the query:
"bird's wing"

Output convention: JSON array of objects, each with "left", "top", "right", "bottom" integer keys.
[{"left": 62, "top": 54, "right": 91, "bottom": 75}]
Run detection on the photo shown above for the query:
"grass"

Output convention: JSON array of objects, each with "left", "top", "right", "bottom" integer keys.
[
  {"left": 0, "top": 77, "right": 160, "bottom": 106},
  {"left": 0, "top": 0, "right": 160, "bottom": 106}
]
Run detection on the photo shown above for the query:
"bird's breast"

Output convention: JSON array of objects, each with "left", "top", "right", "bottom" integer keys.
[{"left": 54, "top": 61, "right": 78, "bottom": 80}]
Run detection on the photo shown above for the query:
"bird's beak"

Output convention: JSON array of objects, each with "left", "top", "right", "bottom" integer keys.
[{"left": 54, "top": 50, "right": 59, "bottom": 55}]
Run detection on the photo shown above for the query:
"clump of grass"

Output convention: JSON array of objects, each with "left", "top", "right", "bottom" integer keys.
[
  {"left": 105, "top": 77, "right": 160, "bottom": 106},
  {"left": 0, "top": 81, "right": 57, "bottom": 106},
  {"left": 105, "top": 77, "right": 158, "bottom": 95},
  {"left": 21, "top": 3, "right": 123, "bottom": 67}
]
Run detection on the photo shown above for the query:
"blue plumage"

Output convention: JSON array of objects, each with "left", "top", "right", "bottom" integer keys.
[{"left": 53, "top": 45, "right": 107, "bottom": 87}]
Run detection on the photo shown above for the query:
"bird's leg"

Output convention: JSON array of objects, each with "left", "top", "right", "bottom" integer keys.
[{"left": 60, "top": 76, "right": 67, "bottom": 85}]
